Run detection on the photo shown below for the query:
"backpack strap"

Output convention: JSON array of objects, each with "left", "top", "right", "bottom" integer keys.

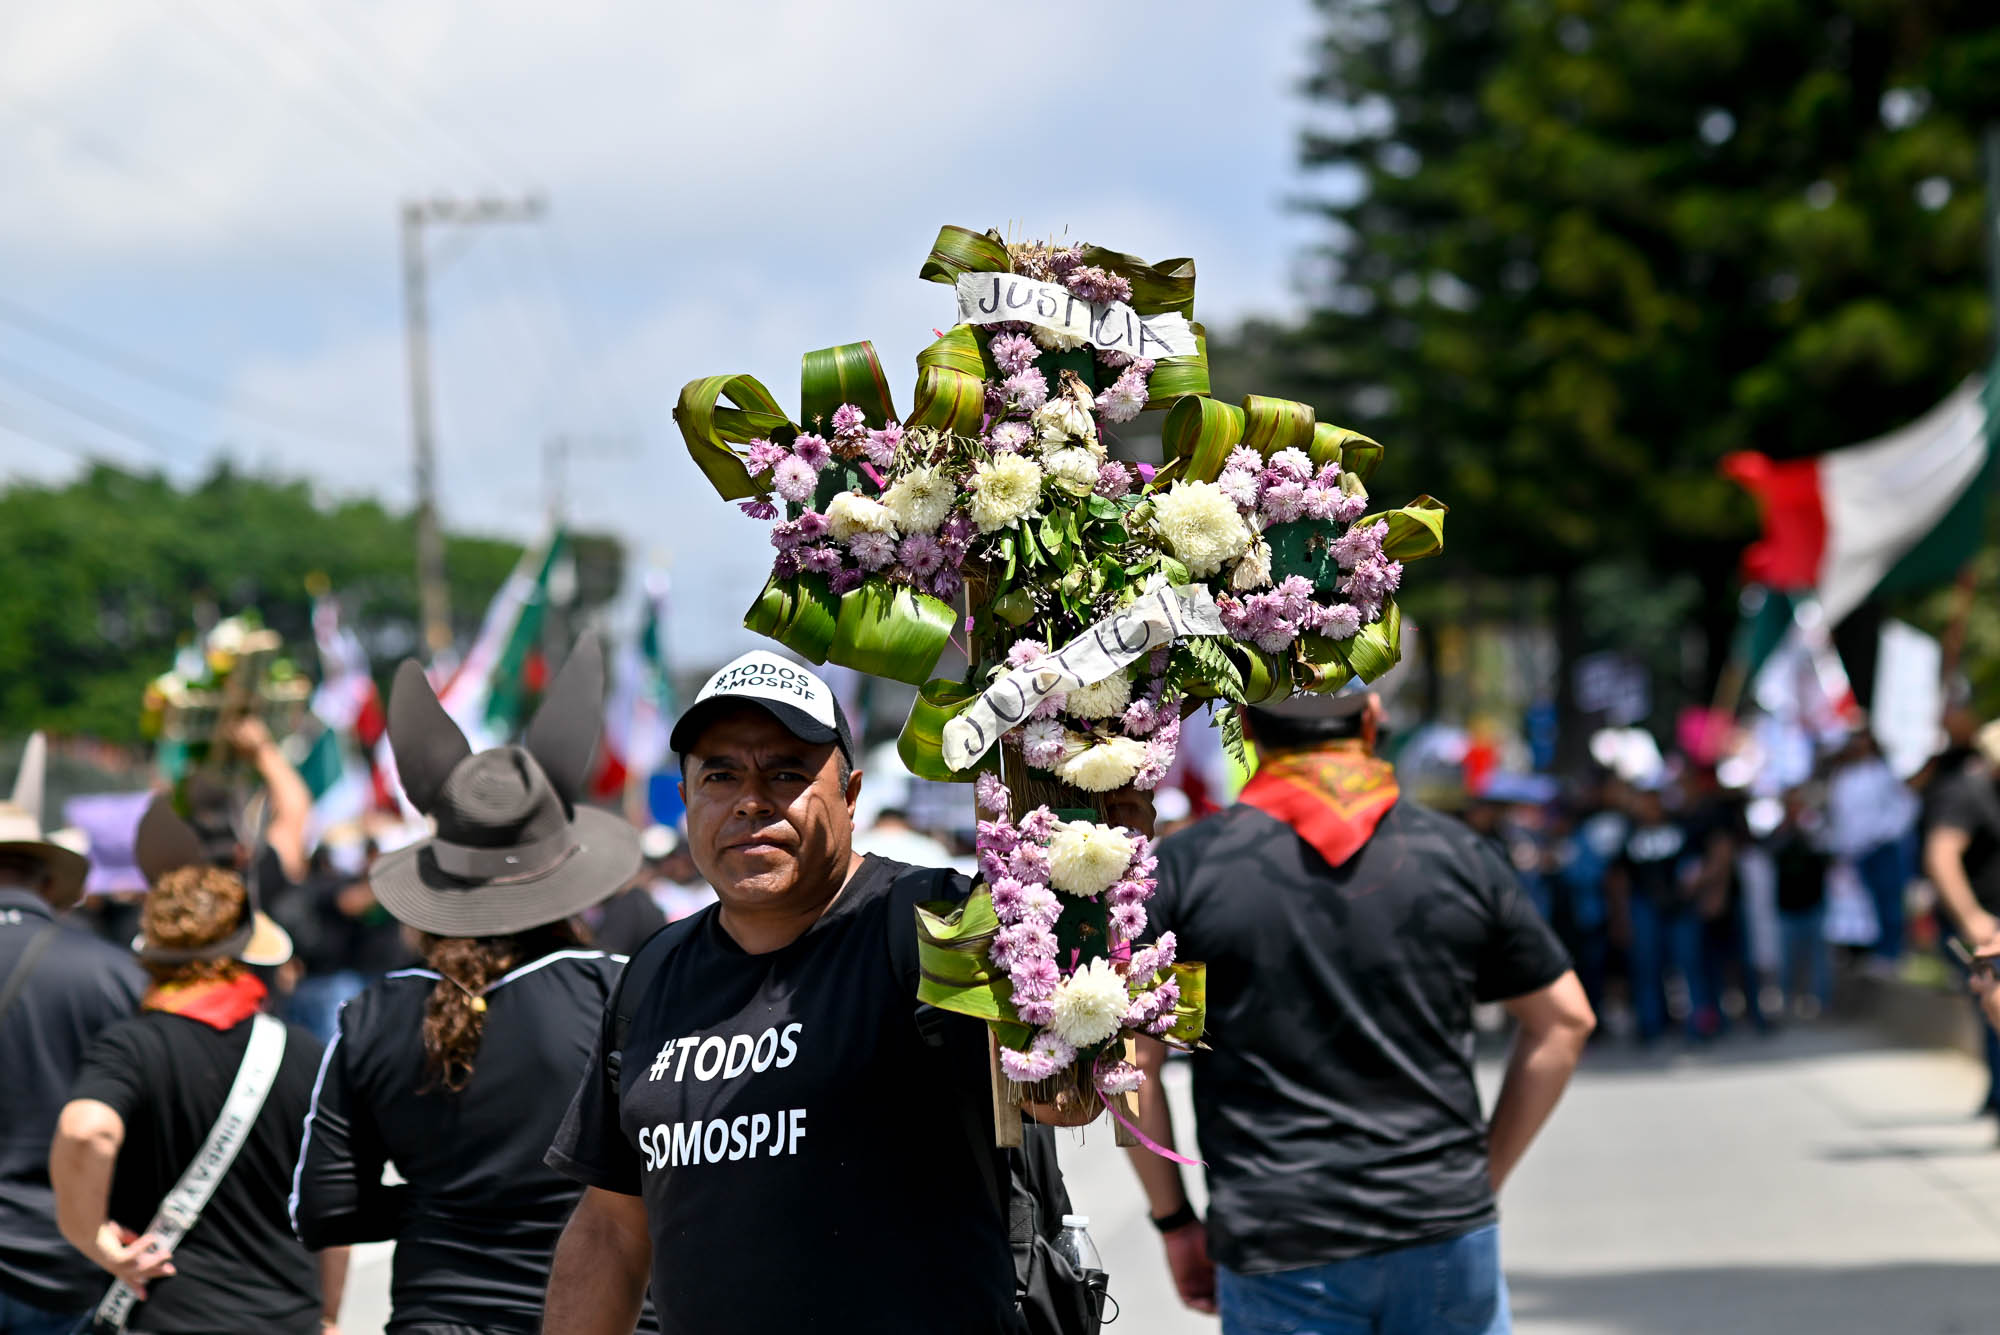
[
  {"left": 604, "top": 912, "right": 707, "bottom": 1086},
  {"left": 0, "top": 922, "right": 60, "bottom": 1028}
]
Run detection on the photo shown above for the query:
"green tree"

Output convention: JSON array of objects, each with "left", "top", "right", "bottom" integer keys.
[
  {"left": 1286, "top": 0, "right": 2000, "bottom": 757},
  {"left": 0, "top": 463, "right": 620, "bottom": 741}
]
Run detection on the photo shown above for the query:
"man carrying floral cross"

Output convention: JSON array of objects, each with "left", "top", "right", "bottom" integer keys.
[
  {"left": 1123, "top": 686, "right": 1595, "bottom": 1335},
  {"left": 544, "top": 650, "right": 1140, "bottom": 1335}
]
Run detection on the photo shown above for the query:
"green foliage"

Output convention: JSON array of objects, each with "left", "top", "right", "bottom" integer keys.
[
  {"left": 0, "top": 463, "right": 616, "bottom": 742},
  {"left": 1183, "top": 635, "right": 1248, "bottom": 705},
  {"left": 1284, "top": 0, "right": 2000, "bottom": 582}
]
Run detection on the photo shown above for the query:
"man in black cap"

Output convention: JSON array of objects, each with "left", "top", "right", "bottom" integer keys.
[
  {"left": 1122, "top": 688, "right": 1594, "bottom": 1334},
  {"left": 0, "top": 735, "right": 145, "bottom": 1335},
  {"left": 543, "top": 650, "right": 1040, "bottom": 1335}
]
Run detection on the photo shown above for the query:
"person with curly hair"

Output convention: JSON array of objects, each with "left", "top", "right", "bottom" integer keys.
[
  {"left": 50, "top": 794, "right": 342, "bottom": 1335},
  {"left": 291, "top": 636, "right": 655, "bottom": 1335}
]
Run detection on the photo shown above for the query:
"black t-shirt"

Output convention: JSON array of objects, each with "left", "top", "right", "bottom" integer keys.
[
  {"left": 70, "top": 1010, "right": 326, "bottom": 1334},
  {"left": 1930, "top": 765, "right": 2000, "bottom": 915},
  {"left": 293, "top": 950, "right": 656, "bottom": 1333},
  {"left": 1616, "top": 820, "right": 1696, "bottom": 911},
  {"left": 0, "top": 893, "right": 146, "bottom": 1311},
  {"left": 547, "top": 856, "right": 1016, "bottom": 1335},
  {"left": 1151, "top": 800, "right": 1570, "bottom": 1273},
  {"left": 1769, "top": 827, "right": 1830, "bottom": 915}
]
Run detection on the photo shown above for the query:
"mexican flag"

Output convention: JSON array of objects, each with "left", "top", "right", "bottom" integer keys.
[
  {"left": 291, "top": 592, "right": 387, "bottom": 838},
  {"left": 596, "top": 571, "right": 675, "bottom": 799},
  {"left": 434, "top": 527, "right": 568, "bottom": 750},
  {"left": 1722, "top": 375, "right": 1997, "bottom": 626}
]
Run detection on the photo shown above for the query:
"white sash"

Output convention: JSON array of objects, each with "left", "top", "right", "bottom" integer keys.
[{"left": 92, "top": 1013, "right": 288, "bottom": 1333}]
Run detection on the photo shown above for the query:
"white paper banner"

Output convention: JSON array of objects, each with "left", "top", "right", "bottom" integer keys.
[
  {"left": 953, "top": 272, "right": 1198, "bottom": 360},
  {"left": 942, "top": 584, "right": 1225, "bottom": 772}
]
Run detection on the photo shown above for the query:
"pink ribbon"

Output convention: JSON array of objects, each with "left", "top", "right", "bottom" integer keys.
[
  {"left": 859, "top": 462, "right": 887, "bottom": 490},
  {"left": 1101, "top": 1091, "right": 1204, "bottom": 1166}
]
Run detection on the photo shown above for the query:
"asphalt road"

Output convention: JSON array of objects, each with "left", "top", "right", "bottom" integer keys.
[{"left": 340, "top": 1025, "right": 2000, "bottom": 1334}]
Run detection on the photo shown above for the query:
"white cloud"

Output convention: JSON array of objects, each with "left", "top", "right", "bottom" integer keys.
[{"left": 0, "top": 0, "right": 1322, "bottom": 665}]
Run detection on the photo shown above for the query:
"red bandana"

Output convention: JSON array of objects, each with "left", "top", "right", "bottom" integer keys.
[
  {"left": 1238, "top": 747, "right": 1400, "bottom": 869},
  {"left": 143, "top": 975, "right": 268, "bottom": 1031}
]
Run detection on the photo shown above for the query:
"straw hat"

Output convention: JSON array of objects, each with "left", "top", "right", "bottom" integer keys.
[
  {"left": 369, "top": 634, "right": 640, "bottom": 938},
  {"left": 0, "top": 734, "right": 90, "bottom": 911}
]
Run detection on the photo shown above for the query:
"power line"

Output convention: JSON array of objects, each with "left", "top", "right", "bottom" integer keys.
[
  {"left": 0, "top": 353, "right": 199, "bottom": 461},
  {"left": 0, "top": 295, "right": 384, "bottom": 445}
]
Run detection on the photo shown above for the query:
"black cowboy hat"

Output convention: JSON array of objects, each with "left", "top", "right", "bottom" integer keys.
[
  {"left": 133, "top": 795, "right": 294, "bottom": 967},
  {"left": 370, "top": 633, "right": 641, "bottom": 938}
]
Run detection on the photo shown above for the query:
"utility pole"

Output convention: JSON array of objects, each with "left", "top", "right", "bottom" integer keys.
[{"left": 402, "top": 192, "right": 547, "bottom": 661}]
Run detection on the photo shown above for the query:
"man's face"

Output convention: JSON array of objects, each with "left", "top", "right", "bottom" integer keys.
[{"left": 680, "top": 705, "right": 860, "bottom": 910}]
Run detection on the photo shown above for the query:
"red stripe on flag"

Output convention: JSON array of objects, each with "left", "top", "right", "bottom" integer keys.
[{"left": 1721, "top": 452, "right": 1826, "bottom": 589}]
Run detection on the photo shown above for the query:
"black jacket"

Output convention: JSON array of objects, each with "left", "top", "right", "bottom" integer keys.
[{"left": 291, "top": 948, "right": 654, "bottom": 1333}]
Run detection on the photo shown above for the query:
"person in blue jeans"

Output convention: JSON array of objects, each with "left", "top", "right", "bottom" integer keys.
[
  {"left": 1124, "top": 691, "right": 1595, "bottom": 1334},
  {"left": 1768, "top": 788, "right": 1833, "bottom": 1016},
  {"left": 1609, "top": 787, "right": 1712, "bottom": 1043}
]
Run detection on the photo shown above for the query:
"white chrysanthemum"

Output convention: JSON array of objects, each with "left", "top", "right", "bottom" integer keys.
[
  {"left": 1152, "top": 480, "right": 1254, "bottom": 577},
  {"left": 1033, "top": 393, "right": 1097, "bottom": 446},
  {"left": 1049, "top": 958, "right": 1131, "bottom": 1048},
  {"left": 825, "top": 490, "right": 898, "bottom": 541},
  {"left": 969, "top": 454, "right": 1045, "bottom": 532},
  {"left": 1065, "top": 672, "right": 1131, "bottom": 720},
  {"left": 1047, "top": 820, "right": 1136, "bottom": 897},
  {"left": 881, "top": 465, "right": 957, "bottom": 534},
  {"left": 1231, "top": 538, "right": 1274, "bottom": 591},
  {"left": 1054, "top": 736, "right": 1147, "bottom": 792},
  {"left": 1032, "top": 326, "right": 1088, "bottom": 352},
  {"left": 1042, "top": 446, "right": 1101, "bottom": 495}
]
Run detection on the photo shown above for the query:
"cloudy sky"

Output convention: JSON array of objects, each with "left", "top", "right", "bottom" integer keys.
[{"left": 0, "top": 0, "right": 1335, "bottom": 665}]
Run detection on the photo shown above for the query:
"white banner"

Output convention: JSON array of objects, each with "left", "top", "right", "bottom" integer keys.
[
  {"left": 953, "top": 272, "right": 1198, "bottom": 360},
  {"left": 942, "top": 584, "right": 1224, "bottom": 772},
  {"left": 1872, "top": 618, "right": 1943, "bottom": 779}
]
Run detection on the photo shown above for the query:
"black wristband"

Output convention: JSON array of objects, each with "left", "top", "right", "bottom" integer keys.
[{"left": 1149, "top": 1202, "right": 1198, "bottom": 1234}]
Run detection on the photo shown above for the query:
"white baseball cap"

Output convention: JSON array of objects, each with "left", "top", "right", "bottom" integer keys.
[{"left": 669, "top": 651, "right": 854, "bottom": 762}]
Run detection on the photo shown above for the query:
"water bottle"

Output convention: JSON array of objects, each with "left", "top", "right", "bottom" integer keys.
[{"left": 1055, "top": 1213, "right": 1105, "bottom": 1274}]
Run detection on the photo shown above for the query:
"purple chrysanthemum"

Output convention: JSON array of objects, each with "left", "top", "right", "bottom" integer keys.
[
  {"left": 1095, "top": 461, "right": 1134, "bottom": 500},
  {"left": 1137, "top": 715, "right": 1181, "bottom": 790},
  {"left": 791, "top": 433, "right": 832, "bottom": 470},
  {"left": 1007, "top": 843, "right": 1051, "bottom": 884},
  {"left": 794, "top": 510, "right": 831, "bottom": 540},
  {"left": 1095, "top": 367, "right": 1149, "bottom": 423},
  {"left": 1122, "top": 696, "right": 1160, "bottom": 737},
  {"left": 1218, "top": 466, "right": 1261, "bottom": 509},
  {"left": 1110, "top": 903, "right": 1147, "bottom": 941},
  {"left": 1302, "top": 485, "right": 1343, "bottom": 520},
  {"left": 797, "top": 545, "right": 842, "bottom": 575},
  {"left": 830, "top": 403, "right": 866, "bottom": 435},
  {"left": 1006, "top": 639, "right": 1050, "bottom": 669},
  {"left": 1017, "top": 807, "right": 1059, "bottom": 843},
  {"left": 1261, "top": 480, "right": 1308, "bottom": 525},
  {"left": 976, "top": 772, "right": 1011, "bottom": 814},
  {"left": 1318, "top": 602, "right": 1363, "bottom": 640},
  {"left": 772, "top": 455, "right": 818, "bottom": 504},
  {"left": 828, "top": 567, "right": 863, "bottom": 595},
  {"left": 989, "top": 876, "right": 1027, "bottom": 922},
  {"left": 739, "top": 499, "right": 778, "bottom": 520},
  {"left": 927, "top": 567, "right": 963, "bottom": 601},
  {"left": 988, "top": 421, "right": 1033, "bottom": 453},
  {"left": 989, "top": 332, "right": 1041, "bottom": 376},
  {"left": 1003, "top": 368, "right": 1049, "bottom": 412},
  {"left": 746, "top": 438, "right": 789, "bottom": 474},
  {"left": 898, "top": 532, "right": 946, "bottom": 577},
  {"left": 1022, "top": 719, "right": 1066, "bottom": 768},
  {"left": 1332, "top": 519, "right": 1387, "bottom": 571},
  {"left": 1017, "top": 886, "right": 1062, "bottom": 928},
  {"left": 1009, "top": 955, "right": 1060, "bottom": 1001},
  {"left": 1268, "top": 448, "right": 1313, "bottom": 482},
  {"left": 848, "top": 531, "right": 896, "bottom": 571},
  {"left": 1065, "top": 265, "right": 1133, "bottom": 305}
]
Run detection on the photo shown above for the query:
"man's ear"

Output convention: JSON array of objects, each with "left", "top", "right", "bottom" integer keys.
[{"left": 845, "top": 767, "right": 864, "bottom": 817}]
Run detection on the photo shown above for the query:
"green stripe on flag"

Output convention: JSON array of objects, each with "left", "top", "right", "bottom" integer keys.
[{"left": 485, "top": 530, "right": 568, "bottom": 735}]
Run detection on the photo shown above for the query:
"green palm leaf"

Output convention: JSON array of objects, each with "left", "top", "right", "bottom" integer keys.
[
  {"left": 827, "top": 581, "right": 957, "bottom": 685},
  {"left": 1361, "top": 497, "right": 1448, "bottom": 562},
  {"left": 899, "top": 678, "right": 982, "bottom": 782},
  {"left": 1146, "top": 321, "right": 1211, "bottom": 409},
  {"left": 1239, "top": 395, "right": 1317, "bottom": 458},
  {"left": 1077, "top": 244, "right": 1197, "bottom": 318},
  {"left": 800, "top": 341, "right": 898, "bottom": 431},
  {"left": 672, "top": 373, "right": 794, "bottom": 501},
  {"left": 1163, "top": 395, "right": 1246, "bottom": 483},
  {"left": 742, "top": 574, "right": 839, "bottom": 664},
  {"left": 918, "top": 225, "right": 1010, "bottom": 285}
]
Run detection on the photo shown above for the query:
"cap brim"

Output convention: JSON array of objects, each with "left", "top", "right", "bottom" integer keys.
[
  {"left": 242, "top": 912, "right": 294, "bottom": 967},
  {"left": 368, "top": 807, "right": 643, "bottom": 938},
  {"left": 670, "top": 695, "right": 843, "bottom": 758},
  {"left": 0, "top": 841, "right": 90, "bottom": 913}
]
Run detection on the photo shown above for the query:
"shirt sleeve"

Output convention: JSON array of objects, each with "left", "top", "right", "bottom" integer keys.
[
  {"left": 1468, "top": 839, "right": 1572, "bottom": 1004},
  {"left": 69, "top": 1020, "right": 149, "bottom": 1119},
  {"left": 1931, "top": 774, "right": 1988, "bottom": 837},
  {"left": 545, "top": 989, "right": 644, "bottom": 1195},
  {"left": 291, "top": 1004, "right": 407, "bottom": 1248}
]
